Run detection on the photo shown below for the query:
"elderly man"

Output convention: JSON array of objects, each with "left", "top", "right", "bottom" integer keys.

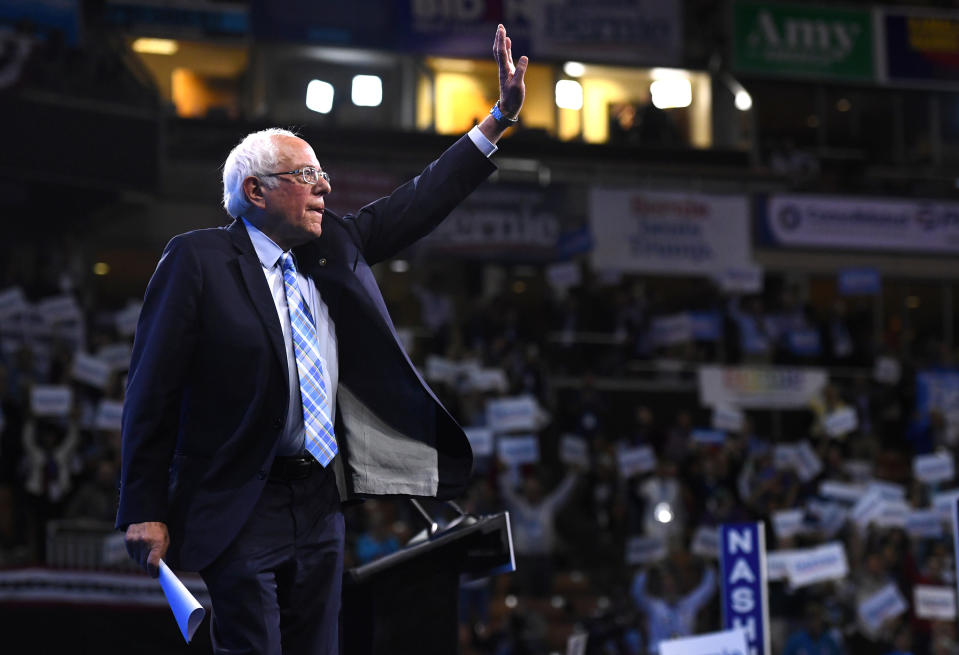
[{"left": 117, "top": 25, "right": 527, "bottom": 655}]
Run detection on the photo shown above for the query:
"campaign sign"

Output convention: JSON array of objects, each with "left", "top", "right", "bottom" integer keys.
[
  {"left": 487, "top": 396, "right": 541, "bottom": 433},
  {"left": 30, "top": 385, "right": 72, "bottom": 417},
  {"left": 545, "top": 261, "right": 581, "bottom": 293},
  {"left": 659, "top": 628, "right": 749, "bottom": 655},
  {"left": 464, "top": 427, "right": 494, "bottom": 457},
  {"left": 496, "top": 436, "right": 539, "bottom": 466},
  {"left": 625, "top": 535, "right": 667, "bottom": 565},
  {"left": 794, "top": 441, "right": 823, "bottom": 483},
  {"left": 858, "top": 582, "right": 907, "bottom": 635},
  {"left": 712, "top": 405, "right": 745, "bottom": 432},
  {"left": 765, "top": 550, "right": 800, "bottom": 582},
  {"left": 616, "top": 445, "right": 657, "bottom": 479},
  {"left": 115, "top": 303, "right": 141, "bottom": 337},
  {"left": 874, "top": 356, "right": 901, "bottom": 385},
  {"left": 866, "top": 480, "right": 906, "bottom": 501},
  {"left": 691, "top": 525, "right": 720, "bottom": 559},
  {"left": 466, "top": 368, "right": 509, "bottom": 394},
  {"left": 96, "top": 342, "right": 133, "bottom": 371},
  {"left": 914, "top": 452, "right": 955, "bottom": 485},
  {"left": 772, "top": 509, "right": 804, "bottom": 540},
  {"left": 0, "top": 286, "right": 27, "bottom": 320},
  {"left": 819, "top": 480, "right": 863, "bottom": 504},
  {"left": 823, "top": 407, "right": 858, "bottom": 438},
  {"left": 559, "top": 434, "right": 589, "bottom": 468},
  {"left": 717, "top": 265, "right": 763, "bottom": 294},
  {"left": 785, "top": 542, "right": 848, "bottom": 588},
  {"left": 952, "top": 497, "right": 959, "bottom": 612},
  {"left": 906, "top": 509, "right": 944, "bottom": 539},
  {"left": 719, "top": 522, "right": 770, "bottom": 655},
  {"left": 691, "top": 428, "right": 726, "bottom": 446},
  {"left": 94, "top": 400, "right": 124, "bottom": 431},
  {"left": 914, "top": 585, "right": 956, "bottom": 621},
  {"left": 838, "top": 268, "right": 881, "bottom": 296},
  {"left": 37, "top": 294, "right": 81, "bottom": 324},
  {"left": 935, "top": 489, "right": 959, "bottom": 521},
  {"left": 72, "top": 352, "right": 112, "bottom": 390}
]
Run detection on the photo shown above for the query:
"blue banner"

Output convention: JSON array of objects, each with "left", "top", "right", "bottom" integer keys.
[
  {"left": 884, "top": 12, "right": 959, "bottom": 87},
  {"left": 0, "top": 0, "right": 80, "bottom": 44},
  {"left": 838, "top": 268, "right": 881, "bottom": 296},
  {"left": 719, "top": 522, "right": 770, "bottom": 655}
]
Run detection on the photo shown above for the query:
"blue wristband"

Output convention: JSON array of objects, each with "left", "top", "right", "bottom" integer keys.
[{"left": 490, "top": 101, "right": 519, "bottom": 125}]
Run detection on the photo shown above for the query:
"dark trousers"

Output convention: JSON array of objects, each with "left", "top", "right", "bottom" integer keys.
[{"left": 200, "top": 461, "right": 344, "bottom": 655}]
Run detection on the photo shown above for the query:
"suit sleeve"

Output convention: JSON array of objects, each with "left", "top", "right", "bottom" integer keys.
[
  {"left": 116, "top": 235, "right": 202, "bottom": 529},
  {"left": 344, "top": 134, "right": 496, "bottom": 266}
]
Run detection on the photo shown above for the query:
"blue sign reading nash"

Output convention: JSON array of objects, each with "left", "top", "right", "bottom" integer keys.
[{"left": 719, "top": 522, "right": 770, "bottom": 655}]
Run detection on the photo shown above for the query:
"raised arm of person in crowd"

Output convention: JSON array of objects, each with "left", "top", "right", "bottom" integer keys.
[
  {"left": 541, "top": 471, "right": 578, "bottom": 516},
  {"left": 630, "top": 569, "right": 651, "bottom": 611}
]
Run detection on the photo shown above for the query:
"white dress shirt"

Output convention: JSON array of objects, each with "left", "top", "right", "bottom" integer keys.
[{"left": 243, "top": 218, "right": 339, "bottom": 456}]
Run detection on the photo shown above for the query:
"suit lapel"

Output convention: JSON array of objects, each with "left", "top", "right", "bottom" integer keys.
[{"left": 228, "top": 221, "right": 288, "bottom": 374}]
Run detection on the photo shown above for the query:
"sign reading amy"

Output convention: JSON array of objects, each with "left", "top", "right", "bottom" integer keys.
[
  {"left": 719, "top": 522, "right": 770, "bottom": 655},
  {"left": 588, "top": 189, "right": 752, "bottom": 276}
]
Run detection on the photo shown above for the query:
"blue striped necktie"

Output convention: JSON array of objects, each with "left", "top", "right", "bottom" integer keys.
[{"left": 279, "top": 252, "right": 337, "bottom": 466}]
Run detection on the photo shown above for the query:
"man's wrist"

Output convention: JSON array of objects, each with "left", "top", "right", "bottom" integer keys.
[{"left": 489, "top": 101, "right": 519, "bottom": 127}]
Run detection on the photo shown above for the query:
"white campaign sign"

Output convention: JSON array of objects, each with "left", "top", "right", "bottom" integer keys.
[
  {"left": 819, "top": 480, "right": 864, "bottom": 504},
  {"left": 785, "top": 542, "right": 849, "bottom": 588},
  {"left": 659, "top": 628, "right": 749, "bottom": 655},
  {"left": 115, "top": 303, "right": 141, "bottom": 337},
  {"left": 464, "top": 427, "right": 494, "bottom": 457},
  {"left": 858, "top": 582, "right": 908, "bottom": 634},
  {"left": 496, "top": 436, "right": 540, "bottom": 465},
  {"left": 72, "top": 353, "right": 112, "bottom": 390},
  {"left": 699, "top": 366, "right": 828, "bottom": 409},
  {"left": 545, "top": 261, "right": 581, "bottom": 293},
  {"left": 914, "top": 452, "right": 955, "bottom": 484},
  {"left": 625, "top": 536, "right": 667, "bottom": 565},
  {"left": 94, "top": 400, "right": 124, "bottom": 431},
  {"left": 691, "top": 525, "right": 719, "bottom": 559},
  {"left": 914, "top": 585, "right": 956, "bottom": 620},
  {"left": 30, "top": 385, "right": 73, "bottom": 417},
  {"left": 934, "top": 489, "right": 959, "bottom": 521},
  {"left": 906, "top": 510, "right": 944, "bottom": 539},
  {"left": 717, "top": 264, "right": 763, "bottom": 294},
  {"left": 616, "top": 446, "right": 657, "bottom": 478},
  {"left": 0, "top": 286, "right": 27, "bottom": 320},
  {"left": 712, "top": 405, "right": 745, "bottom": 432},
  {"left": 487, "top": 396, "right": 541, "bottom": 433},
  {"left": 96, "top": 343, "right": 133, "bottom": 371},
  {"left": 772, "top": 509, "right": 805, "bottom": 539},
  {"left": 823, "top": 407, "right": 858, "bottom": 438},
  {"left": 559, "top": 434, "right": 589, "bottom": 468},
  {"left": 874, "top": 357, "right": 902, "bottom": 385},
  {"left": 465, "top": 368, "right": 509, "bottom": 394},
  {"left": 589, "top": 189, "right": 752, "bottom": 276},
  {"left": 766, "top": 550, "right": 801, "bottom": 582}
]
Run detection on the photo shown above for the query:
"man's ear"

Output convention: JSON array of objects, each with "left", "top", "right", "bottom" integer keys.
[{"left": 243, "top": 176, "right": 267, "bottom": 209}]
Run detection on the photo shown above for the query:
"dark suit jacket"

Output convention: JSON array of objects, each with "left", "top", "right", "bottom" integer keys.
[{"left": 116, "top": 134, "right": 496, "bottom": 571}]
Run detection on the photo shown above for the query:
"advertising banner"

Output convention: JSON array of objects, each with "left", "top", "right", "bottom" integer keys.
[
  {"left": 530, "top": 0, "right": 681, "bottom": 66},
  {"left": 719, "top": 522, "right": 770, "bottom": 655},
  {"left": 760, "top": 194, "right": 959, "bottom": 254},
  {"left": 589, "top": 189, "right": 752, "bottom": 276},
  {"left": 394, "top": 0, "right": 531, "bottom": 57},
  {"left": 882, "top": 10, "right": 959, "bottom": 87},
  {"left": 699, "top": 366, "right": 828, "bottom": 409},
  {"left": 732, "top": 1, "right": 874, "bottom": 80}
]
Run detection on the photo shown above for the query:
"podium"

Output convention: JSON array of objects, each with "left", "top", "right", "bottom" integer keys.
[{"left": 342, "top": 512, "right": 514, "bottom": 655}]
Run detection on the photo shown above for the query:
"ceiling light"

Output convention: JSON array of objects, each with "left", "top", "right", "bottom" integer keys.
[
  {"left": 306, "top": 80, "right": 334, "bottom": 114},
  {"left": 352, "top": 74, "right": 383, "bottom": 107},
  {"left": 650, "top": 79, "right": 691, "bottom": 109},
  {"left": 555, "top": 79, "right": 583, "bottom": 110},
  {"left": 132, "top": 38, "right": 178, "bottom": 56},
  {"left": 563, "top": 61, "right": 586, "bottom": 77},
  {"left": 735, "top": 89, "right": 753, "bottom": 111}
]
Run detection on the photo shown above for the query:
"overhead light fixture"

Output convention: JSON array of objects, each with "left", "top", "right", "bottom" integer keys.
[
  {"left": 654, "top": 501, "right": 674, "bottom": 523},
  {"left": 555, "top": 79, "right": 583, "bottom": 110},
  {"left": 132, "top": 38, "right": 178, "bottom": 56},
  {"left": 563, "top": 61, "right": 586, "bottom": 77},
  {"left": 650, "top": 79, "right": 691, "bottom": 109},
  {"left": 351, "top": 74, "right": 383, "bottom": 107},
  {"left": 390, "top": 259, "right": 409, "bottom": 273},
  {"left": 735, "top": 89, "right": 753, "bottom": 111},
  {"left": 93, "top": 262, "right": 110, "bottom": 276},
  {"left": 306, "top": 79, "right": 334, "bottom": 114}
]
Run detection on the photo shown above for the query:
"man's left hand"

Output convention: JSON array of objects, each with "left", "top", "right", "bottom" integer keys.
[{"left": 494, "top": 24, "right": 527, "bottom": 118}]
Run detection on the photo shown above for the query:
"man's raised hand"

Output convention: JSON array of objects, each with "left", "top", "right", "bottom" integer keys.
[{"left": 494, "top": 24, "right": 527, "bottom": 118}]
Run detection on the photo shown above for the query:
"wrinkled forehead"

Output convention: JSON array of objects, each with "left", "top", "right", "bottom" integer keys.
[{"left": 274, "top": 134, "right": 320, "bottom": 168}]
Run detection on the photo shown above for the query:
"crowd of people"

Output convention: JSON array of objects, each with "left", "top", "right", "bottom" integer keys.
[{"left": 0, "top": 255, "right": 956, "bottom": 655}]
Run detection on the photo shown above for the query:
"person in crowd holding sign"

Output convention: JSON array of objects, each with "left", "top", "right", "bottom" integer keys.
[
  {"left": 782, "top": 602, "right": 843, "bottom": 655},
  {"left": 117, "top": 24, "right": 528, "bottom": 655},
  {"left": 629, "top": 562, "right": 716, "bottom": 654}
]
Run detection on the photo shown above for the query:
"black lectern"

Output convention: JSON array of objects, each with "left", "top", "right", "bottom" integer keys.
[{"left": 342, "top": 512, "right": 514, "bottom": 655}]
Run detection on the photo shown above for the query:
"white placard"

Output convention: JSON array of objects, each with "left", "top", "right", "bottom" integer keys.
[
  {"left": 566, "top": 632, "right": 588, "bottom": 655},
  {"left": 772, "top": 509, "right": 805, "bottom": 539},
  {"left": 844, "top": 460, "right": 873, "bottom": 481},
  {"left": 858, "top": 582, "right": 908, "bottom": 634},
  {"left": 97, "top": 342, "right": 133, "bottom": 371},
  {"left": 72, "top": 352, "right": 112, "bottom": 390},
  {"left": 94, "top": 400, "right": 124, "bottom": 431},
  {"left": 851, "top": 489, "right": 886, "bottom": 528},
  {"left": 717, "top": 264, "right": 763, "bottom": 294},
  {"left": 766, "top": 550, "right": 800, "bottom": 582},
  {"left": 659, "top": 628, "right": 749, "bottom": 655},
  {"left": 37, "top": 294, "right": 81, "bottom": 324},
  {"left": 905, "top": 509, "right": 944, "bottom": 539},
  {"left": 932, "top": 488, "right": 959, "bottom": 521},
  {"left": 807, "top": 500, "right": 848, "bottom": 538},
  {"left": 867, "top": 480, "right": 906, "bottom": 500},
  {"left": 823, "top": 407, "right": 858, "bottom": 438},
  {"left": 496, "top": 435, "right": 540, "bottom": 466},
  {"left": 691, "top": 429, "right": 725, "bottom": 445},
  {"left": 545, "top": 261, "right": 581, "bottom": 293},
  {"left": 616, "top": 445, "right": 657, "bottom": 479},
  {"left": 559, "top": 434, "right": 589, "bottom": 468},
  {"left": 914, "top": 452, "right": 955, "bottom": 484},
  {"left": 819, "top": 480, "right": 864, "bottom": 504},
  {"left": 774, "top": 444, "right": 798, "bottom": 471},
  {"left": 785, "top": 542, "right": 849, "bottom": 588},
  {"left": 115, "top": 303, "right": 141, "bottom": 337},
  {"left": 794, "top": 441, "right": 823, "bottom": 483},
  {"left": 30, "top": 385, "right": 73, "bottom": 417},
  {"left": 650, "top": 313, "right": 693, "bottom": 347},
  {"left": 699, "top": 366, "right": 828, "bottom": 409},
  {"left": 711, "top": 405, "right": 744, "bottom": 432},
  {"left": 874, "top": 357, "right": 902, "bottom": 385},
  {"left": 625, "top": 536, "right": 667, "bottom": 565},
  {"left": 487, "top": 396, "right": 542, "bottom": 433},
  {"left": 914, "top": 585, "right": 956, "bottom": 620},
  {"left": 873, "top": 499, "right": 909, "bottom": 529},
  {"left": 465, "top": 368, "right": 509, "bottom": 394},
  {"left": 425, "top": 355, "right": 459, "bottom": 385},
  {"left": 464, "top": 427, "right": 494, "bottom": 457},
  {"left": 691, "top": 525, "right": 719, "bottom": 559}
]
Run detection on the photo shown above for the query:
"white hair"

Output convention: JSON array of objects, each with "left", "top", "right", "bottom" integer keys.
[{"left": 222, "top": 127, "right": 299, "bottom": 219}]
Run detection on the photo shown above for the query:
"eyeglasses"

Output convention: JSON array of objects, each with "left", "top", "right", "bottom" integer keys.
[{"left": 262, "top": 167, "right": 330, "bottom": 185}]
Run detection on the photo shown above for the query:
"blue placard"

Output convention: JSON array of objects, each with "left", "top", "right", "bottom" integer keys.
[
  {"left": 719, "top": 522, "right": 770, "bottom": 655},
  {"left": 838, "top": 268, "right": 881, "bottom": 296}
]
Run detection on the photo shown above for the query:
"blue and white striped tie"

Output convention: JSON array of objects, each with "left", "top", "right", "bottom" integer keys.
[{"left": 279, "top": 252, "right": 337, "bottom": 466}]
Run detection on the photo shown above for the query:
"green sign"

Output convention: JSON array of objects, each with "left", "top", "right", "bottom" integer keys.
[{"left": 733, "top": 1, "right": 874, "bottom": 80}]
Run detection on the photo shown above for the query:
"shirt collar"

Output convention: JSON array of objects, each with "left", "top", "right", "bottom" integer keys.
[{"left": 242, "top": 217, "right": 286, "bottom": 269}]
